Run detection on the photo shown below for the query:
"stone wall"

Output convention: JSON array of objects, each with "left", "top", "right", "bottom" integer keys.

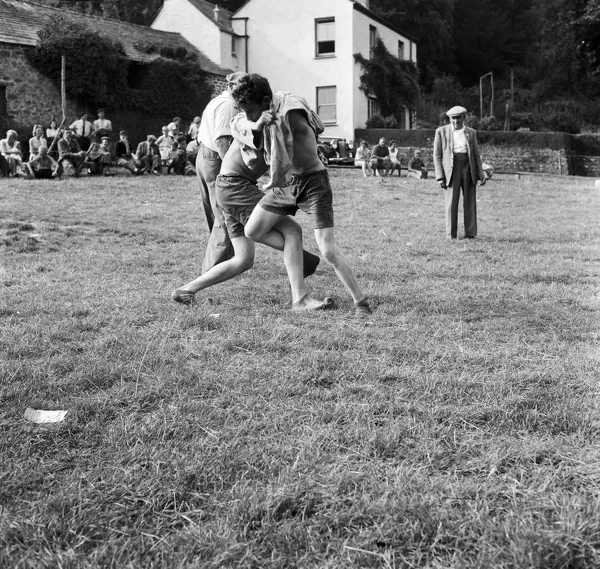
[
  {"left": 355, "top": 128, "right": 600, "bottom": 176},
  {"left": 0, "top": 42, "right": 79, "bottom": 135},
  {"left": 0, "top": 43, "right": 226, "bottom": 150}
]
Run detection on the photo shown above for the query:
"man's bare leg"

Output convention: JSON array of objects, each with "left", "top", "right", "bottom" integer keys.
[
  {"left": 172, "top": 236, "right": 255, "bottom": 303},
  {"left": 313, "top": 227, "right": 363, "bottom": 301}
]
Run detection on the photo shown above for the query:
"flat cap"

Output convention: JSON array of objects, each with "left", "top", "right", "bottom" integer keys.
[{"left": 447, "top": 105, "right": 467, "bottom": 117}]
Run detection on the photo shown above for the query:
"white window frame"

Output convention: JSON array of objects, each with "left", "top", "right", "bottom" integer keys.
[
  {"left": 398, "top": 40, "right": 405, "bottom": 60},
  {"left": 315, "top": 17, "right": 335, "bottom": 57},
  {"left": 316, "top": 86, "right": 337, "bottom": 125},
  {"left": 368, "top": 96, "right": 380, "bottom": 119}
]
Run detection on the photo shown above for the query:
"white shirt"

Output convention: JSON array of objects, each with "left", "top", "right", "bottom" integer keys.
[
  {"left": 452, "top": 127, "right": 467, "bottom": 154},
  {"left": 198, "top": 91, "right": 236, "bottom": 152},
  {"left": 93, "top": 118, "right": 112, "bottom": 131}
]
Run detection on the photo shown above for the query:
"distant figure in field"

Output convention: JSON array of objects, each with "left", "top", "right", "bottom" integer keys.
[
  {"left": 434, "top": 105, "right": 485, "bottom": 240},
  {"left": 25, "top": 145, "right": 59, "bottom": 179},
  {"left": 407, "top": 149, "right": 428, "bottom": 179},
  {"left": 115, "top": 130, "right": 140, "bottom": 175},
  {"left": 386, "top": 140, "right": 402, "bottom": 177},
  {"left": 93, "top": 108, "right": 113, "bottom": 140},
  {"left": 370, "top": 137, "right": 391, "bottom": 178},
  {"left": 354, "top": 140, "right": 372, "bottom": 177},
  {"left": 1, "top": 130, "right": 25, "bottom": 177},
  {"left": 57, "top": 128, "right": 86, "bottom": 177},
  {"left": 157, "top": 126, "right": 175, "bottom": 166},
  {"left": 28, "top": 125, "right": 48, "bottom": 158},
  {"left": 69, "top": 113, "right": 94, "bottom": 151},
  {"left": 86, "top": 136, "right": 113, "bottom": 175},
  {"left": 135, "top": 134, "right": 161, "bottom": 174}
]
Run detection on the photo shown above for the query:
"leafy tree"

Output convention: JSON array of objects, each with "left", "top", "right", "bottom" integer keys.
[
  {"left": 354, "top": 38, "right": 420, "bottom": 121},
  {"left": 371, "top": 0, "right": 456, "bottom": 89},
  {"left": 27, "top": 15, "right": 129, "bottom": 108}
]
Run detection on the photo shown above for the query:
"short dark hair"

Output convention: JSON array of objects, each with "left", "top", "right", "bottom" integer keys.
[
  {"left": 231, "top": 73, "right": 272, "bottom": 106},
  {"left": 119, "top": 130, "right": 128, "bottom": 136}
]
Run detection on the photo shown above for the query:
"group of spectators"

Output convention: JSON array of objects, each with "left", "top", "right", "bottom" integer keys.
[
  {"left": 353, "top": 137, "right": 429, "bottom": 181},
  {"left": 0, "top": 109, "right": 202, "bottom": 179}
]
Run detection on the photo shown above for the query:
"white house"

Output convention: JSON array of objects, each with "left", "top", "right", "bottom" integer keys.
[
  {"left": 153, "top": 0, "right": 417, "bottom": 139},
  {"left": 152, "top": 0, "right": 246, "bottom": 74}
]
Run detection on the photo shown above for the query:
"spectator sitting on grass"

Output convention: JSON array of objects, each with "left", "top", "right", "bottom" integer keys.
[
  {"left": 0, "top": 130, "right": 25, "bottom": 177},
  {"left": 135, "top": 134, "right": 161, "bottom": 174},
  {"left": 407, "top": 149, "right": 428, "bottom": 179},
  {"left": 57, "top": 128, "right": 86, "bottom": 177},
  {"left": 370, "top": 137, "right": 391, "bottom": 178},
  {"left": 186, "top": 138, "right": 199, "bottom": 166},
  {"left": 385, "top": 140, "right": 402, "bottom": 177},
  {"left": 93, "top": 108, "right": 113, "bottom": 140},
  {"left": 167, "top": 136, "right": 188, "bottom": 175},
  {"left": 354, "top": 140, "right": 372, "bottom": 177},
  {"left": 482, "top": 158, "right": 494, "bottom": 180},
  {"left": 115, "top": 130, "right": 141, "bottom": 175},
  {"left": 24, "top": 145, "right": 59, "bottom": 179},
  {"left": 167, "top": 116, "right": 182, "bottom": 136},
  {"left": 86, "top": 136, "right": 113, "bottom": 175},
  {"left": 29, "top": 125, "right": 48, "bottom": 158}
]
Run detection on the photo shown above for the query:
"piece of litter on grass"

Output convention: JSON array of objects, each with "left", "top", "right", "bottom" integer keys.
[
  {"left": 406, "top": 242, "right": 413, "bottom": 246},
  {"left": 209, "top": 314, "right": 220, "bottom": 318},
  {"left": 24, "top": 408, "right": 68, "bottom": 424}
]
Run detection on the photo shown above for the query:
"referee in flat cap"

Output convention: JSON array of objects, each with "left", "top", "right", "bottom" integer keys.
[{"left": 433, "top": 106, "right": 485, "bottom": 239}]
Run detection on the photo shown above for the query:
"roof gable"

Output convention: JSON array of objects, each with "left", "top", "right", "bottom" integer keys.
[
  {"left": 186, "top": 0, "right": 234, "bottom": 32},
  {"left": 0, "top": 0, "right": 231, "bottom": 75}
]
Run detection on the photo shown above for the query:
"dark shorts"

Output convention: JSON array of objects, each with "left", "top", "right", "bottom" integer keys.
[
  {"left": 258, "top": 169, "right": 334, "bottom": 229},
  {"left": 216, "top": 173, "right": 264, "bottom": 239},
  {"left": 33, "top": 168, "right": 53, "bottom": 179}
]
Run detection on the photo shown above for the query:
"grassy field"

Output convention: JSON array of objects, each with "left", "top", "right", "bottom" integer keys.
[{"left": 1, "top": 169, "right": 599, "bottom": 568}]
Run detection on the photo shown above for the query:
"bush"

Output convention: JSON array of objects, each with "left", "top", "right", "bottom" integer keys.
[
  {"left": 365, "top": 114, "right": 386, "bottom": 129},
  {"left": 478, "top": 116, "right": 503, "bottom": 131},
  {"left": 384, "top": 115, "right": 399, "bottom": 129}
]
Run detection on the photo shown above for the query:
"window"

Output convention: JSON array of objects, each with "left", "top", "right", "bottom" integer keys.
[
  {"left": 368, "top": 96, "right": 380, "bottom": 119},
  {"left": 232, "top": 35, "right": 237, "bottom": 58},
  {"left": 369, "top": 25, "right": 378, "bottom": 58},
  {"left": 398, "top": 40, "right": 405, "bottom": 60},
  {"left": 0, "top": 86, "right": 6, "bottom": 116},
  {"left": 317, "top": 86, "right": 337, "bottom": 124},
  {"left": 127, "top": 63, "right": 146, "bottom": 90},
  {"left": 316, "top": 18, "right": 335, "bottom": 57}
]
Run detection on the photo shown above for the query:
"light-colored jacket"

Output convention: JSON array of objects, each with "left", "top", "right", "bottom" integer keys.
[{"left": 433, "top": 124, "right": 484, "bottom": 186}]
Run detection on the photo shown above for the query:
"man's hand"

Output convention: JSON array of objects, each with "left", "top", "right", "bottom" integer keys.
[
  {"left": 480, "top": 178, "right": 487, "bottom": 186},
  {"left": 439, "top": 180, "right": 447, "bottom": 189},
  {"left": 255, "top": 111, "right": 275, "bottom": 132}
]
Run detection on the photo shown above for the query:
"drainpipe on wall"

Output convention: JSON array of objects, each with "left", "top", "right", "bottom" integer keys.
[{"left": 230, "top": 17, "right": 249, "bottom": 73}]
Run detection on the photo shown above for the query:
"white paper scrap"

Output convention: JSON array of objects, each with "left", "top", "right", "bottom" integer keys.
[{"left": 24, "top": 408, "right": 68, "bottom": 424}]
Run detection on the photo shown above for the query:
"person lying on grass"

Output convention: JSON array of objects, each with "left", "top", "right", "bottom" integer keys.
[
  {"left": 228, "top": 73, "right": 372, "bottom": 319},
  {"left": 172, "top": 140, "right": 332, "bottom": 312}
]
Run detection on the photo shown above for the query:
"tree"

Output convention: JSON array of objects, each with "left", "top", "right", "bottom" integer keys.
[
  {"left": 354, "top": 39, "right": 420, "bottom": 121},
  {"left": 371, "top": 0, "right": 457, "bottom": 89}
]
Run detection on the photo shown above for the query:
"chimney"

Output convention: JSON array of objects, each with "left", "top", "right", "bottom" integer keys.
[{"left": 213, "top": 4, "right": 221, "bottom": 23}]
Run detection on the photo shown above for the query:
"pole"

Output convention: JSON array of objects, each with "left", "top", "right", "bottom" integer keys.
[
  {"left": 490, "top": 71, "right": 494, "bottom": 117},
  {"left": 61, "top": 55, "right": 66, "bottom": 121},
  {"left": 479, "top": 76, "right": 483, "bottom": 119}
]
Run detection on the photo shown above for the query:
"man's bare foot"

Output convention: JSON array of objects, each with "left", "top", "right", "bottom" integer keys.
[
  {"left": 172, "top": 288, "right": 195, "bottom": 305},
  {"left": 292, "top": 294, "right": 336, "bottom": 312}
]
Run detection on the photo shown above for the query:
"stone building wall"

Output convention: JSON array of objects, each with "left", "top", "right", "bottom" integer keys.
[{"left": 0, "top": 42, "right": 79, "bottom": 133}]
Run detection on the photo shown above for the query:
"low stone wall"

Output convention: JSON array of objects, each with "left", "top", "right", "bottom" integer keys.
[{"left": 355, "top": 128, "right": 600, "bottom": 176}]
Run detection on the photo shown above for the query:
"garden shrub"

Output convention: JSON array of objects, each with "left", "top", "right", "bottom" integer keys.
[{"left": 365, "top": 114, "right": 386, "bottom": 129}]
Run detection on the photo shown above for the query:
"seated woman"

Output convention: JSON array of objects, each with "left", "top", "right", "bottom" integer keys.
[
  {"left": 29, "top": 125, "right": 48, "bottom": 159},
  {"left": 167, "top": 136, "right": 188, "bottom": 175},
  {"left": 0, "top": 130, "right": 25, "bottom": 176},
  {"left": 46, "top": 119, "right": 60, "bottom": 159},
  {"left": 386, "top": 140, "right": 403, "bottom": 177},
  {"left": 354, "top": 140, "right": 372, "bottom": 177},
  {"left": 24, "top": 145, "right": 59, "bottom": 179}
]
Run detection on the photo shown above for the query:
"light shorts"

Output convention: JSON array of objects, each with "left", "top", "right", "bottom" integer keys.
[
  {"left": 215, "top": 173, "right": 264, "bottom": 239},
  {"left": 258, "top": 169, "right": 334, "bottom": 229}
]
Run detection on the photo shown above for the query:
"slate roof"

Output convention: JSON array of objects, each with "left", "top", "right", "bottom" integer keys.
[{"left": 0, "top": 0, "right": 231, "bottom": 75}]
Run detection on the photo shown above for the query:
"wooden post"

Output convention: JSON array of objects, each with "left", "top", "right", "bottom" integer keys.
[{"left": 61, "top": 55, "right": 66, "bottom": 121}]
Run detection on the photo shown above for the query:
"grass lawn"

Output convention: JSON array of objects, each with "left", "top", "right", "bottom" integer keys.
[{"left": 1, "top": 169, "right": 599, "bottom": 568}]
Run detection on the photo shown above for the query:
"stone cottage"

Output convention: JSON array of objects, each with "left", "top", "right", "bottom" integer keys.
[{"left": 0, "top": 0, "right": 231, "bottom": 141}]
